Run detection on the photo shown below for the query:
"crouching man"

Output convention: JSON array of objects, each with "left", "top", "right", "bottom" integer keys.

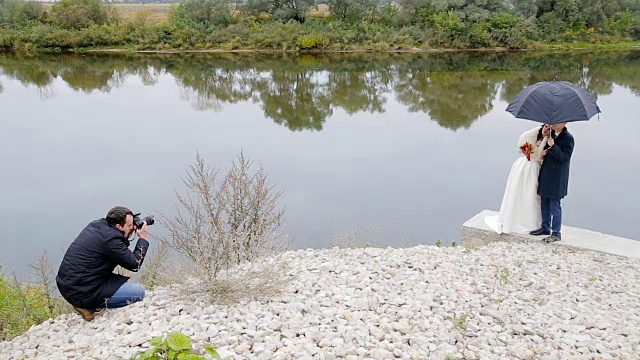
[{"left": 56, "top": 206, "right": 150, "bottom": 321}]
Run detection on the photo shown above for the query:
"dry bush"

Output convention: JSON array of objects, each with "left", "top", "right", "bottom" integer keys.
[
  {"left": 158, "top": 151, "right": 289, "bottom": 303},
  {"left": 329, "top": 223, "right": 380, "bottom": 249},
  {"left": 28, "top": 251, "right": 72, "bottom": 316},
  {"left": 115, "top": 4, "right": 171, "bottom": 24},
  {"left": 130, "top": 9, "right": 151, "bottom": 27},
  {"left": 136, "top": 240, "right": 187, "bottom": 290},
  {"left": 116, "top": 241, "right": 191, "bottom": 292},
  {"left": 28, "top": 251, "right": 59, "bottom": 314}
]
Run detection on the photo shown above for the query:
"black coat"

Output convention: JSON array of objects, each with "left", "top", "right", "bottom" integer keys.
[
  {"left": 538, "top": 128, "right": 575, "bottom": 199},
  {"left": 56, "top": 218, "right": 149, "bottom": 309}
]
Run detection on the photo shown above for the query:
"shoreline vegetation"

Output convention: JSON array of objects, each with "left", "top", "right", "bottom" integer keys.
[
  {"left": 1, "top": 0, "right": 640, "bottom": 53},
  {"left": 81, "top": 42, "right": 640, "bottom": 53}
]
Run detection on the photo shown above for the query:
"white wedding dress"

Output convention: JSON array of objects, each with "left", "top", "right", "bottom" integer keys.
[{"left": 485, "top": 127, "right": 548, "bottom": 234}]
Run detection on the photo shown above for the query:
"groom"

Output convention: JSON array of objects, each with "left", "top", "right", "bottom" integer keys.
[{"left": 530, "top": 122, "right": 575, "bottom": 242}]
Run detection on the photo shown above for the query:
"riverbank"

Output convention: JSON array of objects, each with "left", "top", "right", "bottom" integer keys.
[
  {"left": 3, "top": 0, "right": 640, "bottom": 53},
  {"left": 3, "top": 41, "right": 640, "bottom": 55},
  {"left": 76, "top": 42, "right": 640, "bottom": 54},
  {"left": 1, "top": 242, "right": 639, "bottom": 359}
]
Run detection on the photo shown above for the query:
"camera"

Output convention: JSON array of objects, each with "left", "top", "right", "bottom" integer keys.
[{"left": 133, "top": 214, "right": 154, "bottom": 229}]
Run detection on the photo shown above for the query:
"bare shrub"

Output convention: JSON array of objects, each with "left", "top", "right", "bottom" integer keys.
[
  {"left": 329, "top": 223, "right": 380, "bottom": 249},
  {"left": 138, "top": 240, "right": 171, "bottom": 289},
  {"left": 28, "top": 251, "right": 73, "bottom": 316},
  {"left": 130, "top": 9, "right": 151, "bottom": 27},
  {"left": 159, "top": 151, "right": 288, "bottom": 303},
  {"left": 28, "top": 251, "right": 58, "bottom": 314},
  {"left": 112, "top": 236, "right": 192, "bottom": 292}
]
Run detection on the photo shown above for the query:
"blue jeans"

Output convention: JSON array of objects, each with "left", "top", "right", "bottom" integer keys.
[
  {"left": 541, "top": 196, "right": 562, "bottom": 236},
  {"left": 105, "top": 282, "right": 145, "bottom": 309}
]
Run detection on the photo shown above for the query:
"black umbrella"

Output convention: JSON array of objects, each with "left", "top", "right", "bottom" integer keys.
[{"left": 506, "top": 81, "right": 601, "bottom": 125}]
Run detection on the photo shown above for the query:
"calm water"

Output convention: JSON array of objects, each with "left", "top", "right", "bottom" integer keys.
[{"left": 1, "top": 51, "right": 639, "bottom": 276}]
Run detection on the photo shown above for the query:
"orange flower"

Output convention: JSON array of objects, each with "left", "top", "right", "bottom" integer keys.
[{"left": 519, "top": 142, "right": 534, "bottom": 161}]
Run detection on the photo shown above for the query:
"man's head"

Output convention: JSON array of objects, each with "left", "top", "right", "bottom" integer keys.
[
  {"left": 106, "top": 206, "right": 134, "bottom": 235},
  {"left": 552, "top": 122, "right": 566, "bottom": 133}
]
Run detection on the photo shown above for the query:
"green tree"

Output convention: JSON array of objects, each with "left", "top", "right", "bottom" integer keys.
[
  {"left": 0, "top": 0, "right": 44, "bottom": 27},
  {"left": 171, "top": 0, "right": 236, "bottom": 27},
  {"left": 51, "top": 0, "right": 117, "bottom": 29},
  {"left": 327, "top": 0, "right": 383, "bottom": 22},
  {"left": 244, "top": 0, "right": 315, "bottom": 22}
]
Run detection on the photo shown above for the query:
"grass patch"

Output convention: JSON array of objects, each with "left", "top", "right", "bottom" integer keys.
[{"left": 0, "top": 271, "right": 70, "bottom": 341}]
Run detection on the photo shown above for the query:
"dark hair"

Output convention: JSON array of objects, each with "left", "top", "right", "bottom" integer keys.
[
  {"left": 537, "top": 125, "right": 545, "bottom": 141},
  {"left": 106, "top": 206, "right": 133, "bottom": 226}
]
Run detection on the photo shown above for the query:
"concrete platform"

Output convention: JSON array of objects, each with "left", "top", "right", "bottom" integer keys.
[{"left": 461, "top": 210, "right": 640, "bottom": 259}]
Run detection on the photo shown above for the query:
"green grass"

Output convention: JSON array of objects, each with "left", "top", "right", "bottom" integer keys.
[
  {"left": 0, "top": 274, "right": 70, "bottom": 341},
  {"left": 540, "top": 41, "right": 640, "bottom": 51}
]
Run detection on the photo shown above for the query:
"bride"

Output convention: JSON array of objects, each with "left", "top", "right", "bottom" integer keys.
[{"left": 485, "top": 125, "right": 551, "bottom": 234}]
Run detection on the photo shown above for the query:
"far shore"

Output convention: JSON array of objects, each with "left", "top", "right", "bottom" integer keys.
[{"left": 0, "top": 42, "right": 635, "bottom": 55}]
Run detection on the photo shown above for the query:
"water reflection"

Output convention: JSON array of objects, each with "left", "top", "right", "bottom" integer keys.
[
  {"left": 3, "top": 51, "right": 640, "bottom": 131},
  {"left": 2, "top": 51, "right": 640, "bottom": 277}
]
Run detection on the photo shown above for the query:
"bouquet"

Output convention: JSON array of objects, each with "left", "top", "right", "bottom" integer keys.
[{"left": 519, "top": 142, "right": 534, "bottom": 161}]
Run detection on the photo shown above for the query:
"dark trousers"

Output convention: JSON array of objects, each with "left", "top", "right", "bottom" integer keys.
[{"left": 541, "top": 196, "right": 562, "bottom": 236}]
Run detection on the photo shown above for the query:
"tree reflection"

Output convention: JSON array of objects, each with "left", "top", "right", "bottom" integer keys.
[
  {"left": 1, "top": 51, "right": 640, "bottom": 131},
  {"left": 326, "top": 70, "right": 391, "bottom": 115},
  {"left": 395, "top": 69, "right": 502, "bottom": 130},
  {"left": 174, "top": 66, "right": 255, "bottom": 111},
  {"left": 60, "top": 65, "right": 118, "bottom": 93},
  {"left": 254, "top": 70, "right": 332, "bottom": 131}
]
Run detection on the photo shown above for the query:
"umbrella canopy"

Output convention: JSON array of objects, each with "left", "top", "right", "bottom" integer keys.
[{"left": 506, "top": 81, "right": 601, "bottom": 125}]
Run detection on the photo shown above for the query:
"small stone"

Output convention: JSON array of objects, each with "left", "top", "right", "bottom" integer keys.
[
  {"left": 463, "top": 349, "right": 477, "bottom": 359},
  {"left": 318, "top": 338, "right": 331, "bottom": 347},
  {"left": 330, "top": 338, "right": 344, "bottom": 347}
]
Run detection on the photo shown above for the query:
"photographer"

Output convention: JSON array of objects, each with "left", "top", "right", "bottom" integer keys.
[{"left": 56, "top": 206, "right": 151, "bottom": 321}]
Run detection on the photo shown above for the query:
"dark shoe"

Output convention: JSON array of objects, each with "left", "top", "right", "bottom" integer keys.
[
  {"left": 543, "top": 235, "right": 561, "bottom": 243},
  {"left": 73, "top": 306, "right": 95, "bottom": 321},
  {"left": 530, "top": 228, "right": 551, "bottom": 236}
]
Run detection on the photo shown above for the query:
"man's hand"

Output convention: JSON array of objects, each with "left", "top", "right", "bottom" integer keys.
[
  {"left": 541, "top": 149, "right": 548, "bottom": 161},
  {"left": 136, "top": 222, "right": 148, "bottom": 240},
  {"left": 547, "top": 137, "right": 555, "bottom": 147}
]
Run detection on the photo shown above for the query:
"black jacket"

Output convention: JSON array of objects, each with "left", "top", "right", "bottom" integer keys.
[
  {"left": 56, "top": 218, "right": 149, "bottom": 309},
  {"left": 538, "top": 128, "right": 575, "bottom": 199}
]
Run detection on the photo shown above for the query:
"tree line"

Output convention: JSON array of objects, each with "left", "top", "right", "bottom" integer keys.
[{"left": 0, "top": 0, "right": 639, "bottom": 51}]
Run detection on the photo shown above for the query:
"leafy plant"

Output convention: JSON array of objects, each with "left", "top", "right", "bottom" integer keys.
[
  {"left": 51, "top": 0, "right": 117, "bottom": 29},
  {"left": 129, "top": 331, "right": 230, "bottom": 360},
  {"left": 453, "top": 314, "right": 468, "bottom": 330},
  {"left": 500, "top": 268, "right": 510, "bottom": 284},
  {"left": 297, "top": 33, "right": 330, "bottom": 49},
  {"left": 1, "top": 252, "right": 71, "bottom": 341}
]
